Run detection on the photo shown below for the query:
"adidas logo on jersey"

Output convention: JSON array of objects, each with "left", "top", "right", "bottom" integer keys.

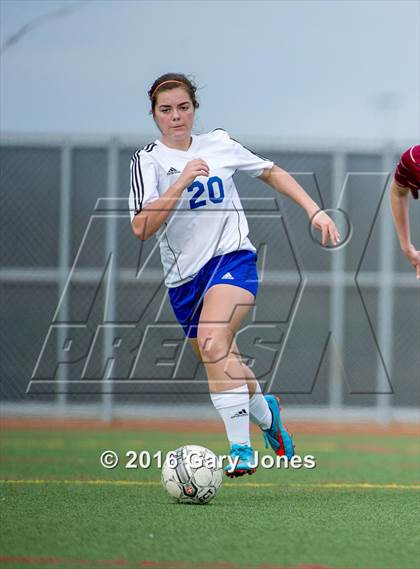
[
  {"left": 221, "top": 272, "right": 234, "bottom": 280},
  {"left": 167, "top": 167, "right": 181, "bottom": 175},
  {"left": 231, "top": 408, "right": 248, "bottom": 419}
]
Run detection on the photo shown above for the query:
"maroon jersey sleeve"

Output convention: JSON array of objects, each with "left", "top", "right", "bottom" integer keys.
[{"left": 394, "top": 145, "right": 420, "bottom": 200}]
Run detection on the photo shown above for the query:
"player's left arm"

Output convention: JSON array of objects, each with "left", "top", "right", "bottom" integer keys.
[
  {"left": 258, "top": 165, "right": 340, "bottom": 247},
  {"left": 389, "top": 179, "right": 420, "bottom": 278}
]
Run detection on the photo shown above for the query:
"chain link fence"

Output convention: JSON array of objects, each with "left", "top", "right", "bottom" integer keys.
[{"left": 1, "top": 136, "right": 418, "bottom": 420}]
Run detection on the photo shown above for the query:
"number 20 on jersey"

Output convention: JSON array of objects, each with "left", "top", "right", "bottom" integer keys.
[{"left": 187, "top": 176, "right": 225, "bottom": 210}]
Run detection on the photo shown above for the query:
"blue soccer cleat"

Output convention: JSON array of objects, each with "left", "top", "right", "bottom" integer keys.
[
  {"left": 263, "top": 395, "right": 295, "bottom": 459},
  {"left": 224, "top": 444, "right": 257, "bottom": 478}
]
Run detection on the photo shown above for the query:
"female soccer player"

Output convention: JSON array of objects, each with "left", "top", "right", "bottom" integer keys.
[
  {"left": 390, "top": 145, "right": 420, "bottom": 279},
  {"left": 129, "top": 73, "right": 340, "bottom": 477}
]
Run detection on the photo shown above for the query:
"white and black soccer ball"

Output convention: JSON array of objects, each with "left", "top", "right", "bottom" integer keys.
[{"left": 161, "top": 445, "right": 223, "bottom": 505}]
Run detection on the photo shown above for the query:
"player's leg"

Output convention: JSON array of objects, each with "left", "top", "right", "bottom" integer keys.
[
  {"left": 197, "top": 283, "right": 253, "bottom": 392},
  {"left": 228, "top": 343, "right": 292, "bottom": 454},
  {"left": 196, "top": 284, "right": 260, "bottom": 476},
  {"left": 167, "top": 264, "right": 265, "bottom": 462},
  {"left": 230, "top": 336, "right": 295, "bottom": 460},
  {"left": 188, "top": 335, "right": 271, "bottom": 429},
  {"left": 188, "top": 337, "right": 256, "bottom": 392},
  {"left": 176, "top": 251, "right": 293, "bottom": 462},
  {"left": 190, "top": 329, "right": 293, "bottom": 462}
]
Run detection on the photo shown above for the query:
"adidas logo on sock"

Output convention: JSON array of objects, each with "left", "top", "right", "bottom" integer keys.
[
  {"left": 221, "top": 272, "right": 234, "bottom": 280},
  {"left": 167, "top": 167, "right": 180, "bottom": 175},
  {"left": 231, "top": 408, "right": 248, "bottom": 419}
]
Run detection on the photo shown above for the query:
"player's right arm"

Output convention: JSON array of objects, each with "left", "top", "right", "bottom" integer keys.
[
  {"left": 130, "top": 157, "right": 209, "bottom": 241},
  {"left": 390, "top": 179, "right": 420, "bottom": 279}
]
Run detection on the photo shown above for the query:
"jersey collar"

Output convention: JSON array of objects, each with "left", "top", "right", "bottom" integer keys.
[{"left": 156, "top": 135, "right": 199, "bottom": 155}]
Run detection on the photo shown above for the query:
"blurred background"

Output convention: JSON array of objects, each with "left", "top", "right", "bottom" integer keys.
[{"left": 1, "top": 0, "right": 419, "bottom": 423}]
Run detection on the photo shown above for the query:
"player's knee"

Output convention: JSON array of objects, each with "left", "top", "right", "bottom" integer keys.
[{"left": 197, "top": 328, "right": 231, "bottom": 362}]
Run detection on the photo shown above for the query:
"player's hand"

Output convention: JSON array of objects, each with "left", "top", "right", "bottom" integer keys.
[
  {"left": 311, "top": 210, "right": 341, "bottom": 247},
  {"left": 177, "top": 159, "right": 209, "bottom": 188},
  {"left": 402, "top": 244, "right": 420, "bottom": 279}
]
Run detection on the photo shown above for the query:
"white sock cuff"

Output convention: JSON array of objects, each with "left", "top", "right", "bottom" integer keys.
[
  {"left": 250, "top": 381, "right": 263, "bottom": 399},
  {"left": 210, "top": 384, "right": 249, "bottom": 410}
]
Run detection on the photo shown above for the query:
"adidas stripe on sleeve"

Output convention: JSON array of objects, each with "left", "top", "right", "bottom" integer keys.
[{"left": 129, "top": 150, "right": 159, "bottom": 222}]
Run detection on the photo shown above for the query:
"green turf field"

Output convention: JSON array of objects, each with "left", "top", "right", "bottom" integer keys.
[{"left": 0, "top": 423, "right": 419, "bottom": 569}]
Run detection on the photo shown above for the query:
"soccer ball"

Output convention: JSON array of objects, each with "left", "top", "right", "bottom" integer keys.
[{"left": 161, "top": 445, "right": 223, "bottom": 505}]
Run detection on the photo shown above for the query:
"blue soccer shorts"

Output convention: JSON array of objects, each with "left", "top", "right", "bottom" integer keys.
[{"left": 168, "top": 250, "right": 259, "bottom": 338}]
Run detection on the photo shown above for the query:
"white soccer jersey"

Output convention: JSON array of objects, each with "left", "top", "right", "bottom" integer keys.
[{"left": 128, "top": 129, "right": 273, "bottom": 287}]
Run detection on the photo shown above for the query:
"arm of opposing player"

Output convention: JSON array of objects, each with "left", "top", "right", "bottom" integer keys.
[
  {"left": 259, "top": 165, "right": 340, "bottom": 247},
  {"left": 390, "top": 179, "right": 420, "bottom": 277}
]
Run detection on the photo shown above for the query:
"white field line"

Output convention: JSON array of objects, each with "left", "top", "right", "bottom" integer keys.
[{"left": 0, "top": 479, "right": 419, "bottom": 490}]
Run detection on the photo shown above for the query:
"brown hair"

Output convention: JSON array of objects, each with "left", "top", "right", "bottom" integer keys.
[{"left": 148, "top": 73, "right": 199, "bottom": 113}]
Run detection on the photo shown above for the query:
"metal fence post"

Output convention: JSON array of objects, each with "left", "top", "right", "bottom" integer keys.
[
  {"left": 57, "top": 143, "right": 72, "bottom": 414},
  {"left": 328, "top": 150, "right": 346, "bottom": 412},
  {"left": 376, "top": 145, "right": 396, "bottom": 422},
  {"left": 101, "top": 138, "right": 119, "bottom": 422}
]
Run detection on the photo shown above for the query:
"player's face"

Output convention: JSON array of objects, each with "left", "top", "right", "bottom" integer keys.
[{"left": 154, "top": 87, "right": 195, "bottom": 145}]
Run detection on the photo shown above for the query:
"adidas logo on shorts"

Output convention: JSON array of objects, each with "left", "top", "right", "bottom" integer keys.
[
  {"left": 221, "top": 272, "right": 234, "bottom": 280},
  {"left": 167, "top": 167, "right": 181, "bottom": 175}
]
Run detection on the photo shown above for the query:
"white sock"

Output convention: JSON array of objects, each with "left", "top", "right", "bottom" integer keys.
[
  {"left": 249, "top": 382, "right": 272, "bottom": 430},
  {"left": 210, "top": 384, "right": 250, "bottom": 447}
]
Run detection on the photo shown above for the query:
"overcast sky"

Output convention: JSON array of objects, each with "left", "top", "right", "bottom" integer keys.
[{"left": 1, "top": 0, "right": 419, "bottom": 144}]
